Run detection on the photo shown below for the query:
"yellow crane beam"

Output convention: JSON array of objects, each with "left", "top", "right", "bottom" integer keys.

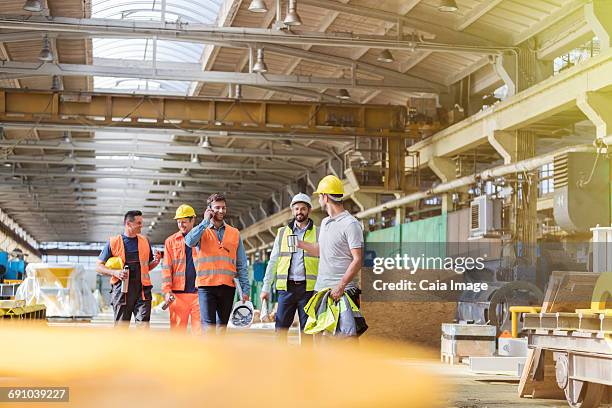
[{"left": 0, "top": 89, "right": 430, "bottom": 138}]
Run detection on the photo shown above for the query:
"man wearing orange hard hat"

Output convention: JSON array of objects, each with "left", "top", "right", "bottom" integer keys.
[{"left": 161, "top": 204, "right": 201, "bottom": 334}]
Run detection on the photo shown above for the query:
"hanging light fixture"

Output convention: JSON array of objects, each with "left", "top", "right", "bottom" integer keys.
[
  {"left": 248, "top": 0, "right": 267, "bottom": 13},
  {"left": 377, "top": 49, "right": 395, "bottom": 63},
  {"left": 51, "top": 75, "right": 62, "bottom": 91},
  {"left": 63, "top": 132, "right": 71, "bottom": 143},
  {"left": 191, "top": 154, "right": 199, "bottom": 163},
  {"left": 23, "top": 0, "right": 44, "bottom": 12},
  {"left": 438, "top": 0, "right": 458, "bottom": 12},
  {"left": 280, "top": 140, "right": 292, "bottom": 150},
  {"left": 200, "top": 136, "right": 211, "bottom": 148},
  {"left": 337, "top": 89, "right": 351, "bottom": 100},
  {"left": 38, "top": 35, "right": 53, "bottom": 62},
  {"left": 252, "top": 48, "right": 268, "bottom": 73},
  {"left": 283, "top": 0, "right": 302, "bottom": 26},
  {"left": 234, "top": 84, "right": 242, "bottom": 99}
]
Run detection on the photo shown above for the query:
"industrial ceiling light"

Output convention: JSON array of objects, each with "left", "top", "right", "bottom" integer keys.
[
  {"left": 377, "top": 49, "right": 394, "bottom": 63},
  {"left": 200, "top": 136, "right": 211, "bottom": 148},
  {"left": 38, "top": 35, "right": 53, "bottom": 62},
  {"left": 23, "top": 0, "right": 44, "bottom": 12},
  {"left": 234, "top": 84, "right": 242, "bottom": 99},
  {"left": 191, "top": 154, "right": 199, "bottom": 163},
  {"left": 280, "top": 139, "right": 292, "bottom": 150},
  {"left": 252, "top": 48, "right": 268, "bottom": 73},
  {"left": 171, "top": 191, "right": 178, "bottom": 197},
  {"left": 438, "top": 0, "right": 458, "bottom": 12},
  {"left": 248, "top": 0, "right": 267, "bottom": 13},
  {"left": 51, "top": 75, "right": 62, "bottom": 91},
  {"left": 283, "top": 0, "right": 302, "bottom": 26},
  {"left": 337, "top": 88, "right": 351, "bottom": 100}
]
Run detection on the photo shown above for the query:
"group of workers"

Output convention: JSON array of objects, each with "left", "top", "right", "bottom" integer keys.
[{"left": 95, "top": 174, "right": 364, "bottom": 335}]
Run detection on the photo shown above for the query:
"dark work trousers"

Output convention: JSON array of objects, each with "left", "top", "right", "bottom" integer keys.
[
  {"left": 198, "top": 285, "right": 236, "bottom": 331},
  {"left": 275, "top": 280, "right": 314, "bottom": 332},
  {"left": 110, "top": 281, "right": 152, "bottom": 326}
]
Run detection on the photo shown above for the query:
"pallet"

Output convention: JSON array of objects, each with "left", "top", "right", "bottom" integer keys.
[{"left": 518, "top": 271, "right": 598, "bottom": 399}]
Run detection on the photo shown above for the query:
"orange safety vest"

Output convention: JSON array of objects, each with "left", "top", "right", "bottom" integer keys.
[
  {"left": 162, "top": 231, "right": 198, "bottom": 293},
  {"left": 109, "top": 234, "right": 152, "bottom": 286},
  {"left": 194, "top": 224, "right": 239, "bottom": 287}
]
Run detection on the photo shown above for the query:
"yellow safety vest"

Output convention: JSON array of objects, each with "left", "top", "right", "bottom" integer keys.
[{"left": 275, "top": 221, "right": 319, "bottom": 291}]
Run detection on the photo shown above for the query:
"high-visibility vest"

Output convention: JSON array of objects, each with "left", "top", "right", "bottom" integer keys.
[
  {"left": 162, "top": 231, "right": 198, "bottom": 293},
  {"left": 194, "top": 224, "right": 240, "bottom": 287},
  {"left": 275, "top": 221, "right": 319, "bottom": 291},
  {"left": 109, "top": 234, "right": 152, "bottom": 286}
]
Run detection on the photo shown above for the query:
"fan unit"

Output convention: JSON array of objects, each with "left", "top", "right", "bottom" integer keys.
[{"left": 470, "top": 195, "right": 502, "bottom": 239}]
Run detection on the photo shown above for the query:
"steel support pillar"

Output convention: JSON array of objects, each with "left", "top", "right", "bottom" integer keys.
[
  {"left": 584, "top": 0, "right": 612, "bottom": 51},
  {"left": 577, "top": 91, "right": 612, "bottom": 140},
  {"left": 429, "top": 156, "right": 456, "bottom": 214}
]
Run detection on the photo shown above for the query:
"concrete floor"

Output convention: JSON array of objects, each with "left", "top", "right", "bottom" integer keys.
[
  {"left": 410, "top": 361, "right": 564, "bottom": 407},
  {"left": 48, "top": 309, "right": 568, "bottom": 407}
]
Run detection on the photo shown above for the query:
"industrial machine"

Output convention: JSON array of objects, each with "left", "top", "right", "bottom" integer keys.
[
  {"left": 456, "top": 281, "right": 543, "bottom": 335},
  {"left": 0, "top": 249, "right": 26, "bottom": 300},
  {"left": 553, "top": 152, "right": 610, "bottom": 234}
]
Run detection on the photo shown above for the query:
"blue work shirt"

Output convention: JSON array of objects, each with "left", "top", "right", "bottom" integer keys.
[
  {"left": 184, "top": 219, "right": 250, "bottom": 296},
  {"left": 99, "top": 234, "right": 153, "bottom": 285}
]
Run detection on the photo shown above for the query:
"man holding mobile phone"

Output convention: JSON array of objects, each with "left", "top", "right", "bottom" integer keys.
[{"left": 185, "top": 193, "right": 250, "bottom": 332}]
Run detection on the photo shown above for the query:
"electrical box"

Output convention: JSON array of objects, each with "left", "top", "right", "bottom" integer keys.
[{"left": 469, "top": 195, "right": 502, "bottom": 239}]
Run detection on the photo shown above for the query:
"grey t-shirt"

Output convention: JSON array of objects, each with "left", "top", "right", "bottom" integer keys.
[{"left": 315, "top": 210, "right": 364, "bottom": 291}]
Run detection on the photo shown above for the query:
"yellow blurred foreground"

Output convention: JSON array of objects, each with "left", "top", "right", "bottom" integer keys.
[{"left": 0, "top": 322, "right": 444, "bottom": 407}]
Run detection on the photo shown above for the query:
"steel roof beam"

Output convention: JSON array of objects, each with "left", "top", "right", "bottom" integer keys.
[
  {"left": 0, "top": 139, "right": 328, "bottom": 159},
  {"left": 1, "top": 155, "right": 304, "bottom": 173},
  {"left": 0, "top": 122, "right": 376, "bottom": 142},
  {"left": 0, "top": 15, "right": 509, "bottom": 52},
  {"left": 0, "top": 60, "right": 437, "bottom": 92},
  {"left": 0, "top": 168, "right": 284, "bottom": 184}
]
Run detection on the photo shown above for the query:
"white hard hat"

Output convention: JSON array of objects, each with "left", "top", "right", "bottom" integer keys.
[{"left": 290, "top": 193, "right": 312, "bottom": 208}]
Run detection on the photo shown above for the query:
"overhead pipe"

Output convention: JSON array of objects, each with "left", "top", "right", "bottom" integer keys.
[{"left": 355, "top": 143, "right": 597, "bottom": 219}]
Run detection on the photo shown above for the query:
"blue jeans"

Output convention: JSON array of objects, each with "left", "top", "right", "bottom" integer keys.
[
  {"left": 198, "top": 285, "right": 235, "bottom": 329},
  {"left": 275, "top": 281, "right": 314, "bottom": 331}
]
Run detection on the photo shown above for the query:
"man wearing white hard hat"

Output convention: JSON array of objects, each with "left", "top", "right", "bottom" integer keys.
[{"left": 261, "top": 193, "right": 319, "bottom": 333}]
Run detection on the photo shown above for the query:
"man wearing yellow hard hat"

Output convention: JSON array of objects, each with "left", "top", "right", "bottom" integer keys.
[
  {"left": 298, "top": 175, "right": 364, "bottom": 306},
  {"left": 161, "top": 204, "right": 201, "bottom": 334}
]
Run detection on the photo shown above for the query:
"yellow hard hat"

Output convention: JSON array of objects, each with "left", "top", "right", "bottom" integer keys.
[
  {"left": 314, "top": 175, "right": 344, "bottom": 195},
  {"left": 105, "top": 257, "right": 124, "bottom": 270},
  {"left": 174, "top": 204, "right": 196, "bottom": 219}
]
